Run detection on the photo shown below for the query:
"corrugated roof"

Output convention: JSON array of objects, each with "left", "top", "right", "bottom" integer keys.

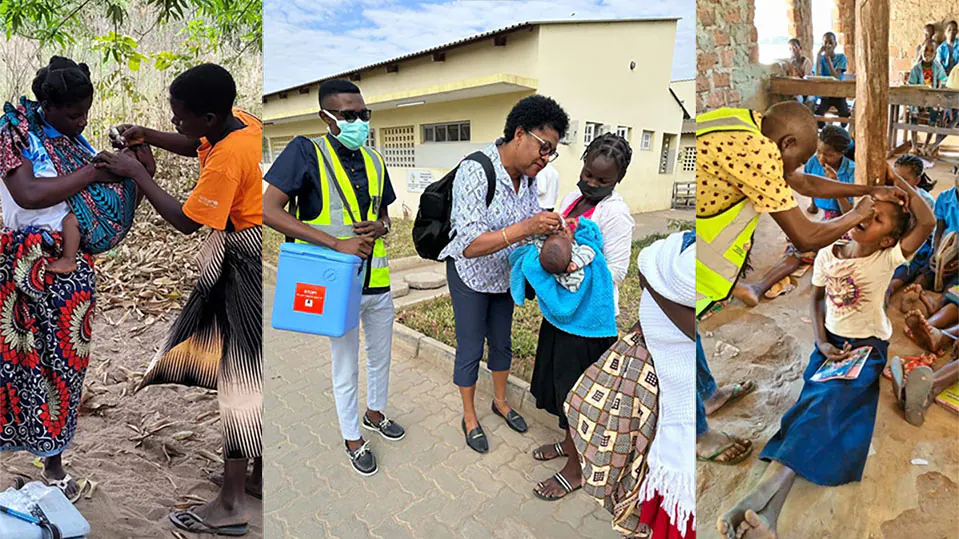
[{"left": 264, "top": 17, "right": 680, "bottom": 97}]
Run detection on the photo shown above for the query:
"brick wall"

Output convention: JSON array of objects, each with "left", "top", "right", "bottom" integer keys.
[
  {"left": 834, "top": 0, "right": 856, "bottom": 72},
  {"left": 696, "top": 0, "right": 769, "bottom": 113},
  {"left": 787, "top": 0, "right": 814, "bottom": 63},
  {"left": 888, "top": 5, "right": 959, "bottom": 83}
]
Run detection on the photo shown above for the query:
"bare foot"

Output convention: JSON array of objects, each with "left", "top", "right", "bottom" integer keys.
[
  {"left": 905, "top": 309, "right": 944, "bottom": 352},
  {"left": 733, "top": 283, "right": 762, "bottom": 308},
  {"left": 736, "top": 510, "right": 777, "bottom": 538},
  {"left": 718, "top": 480, "right": 784, "bottom": 538},
  {"left": 46, "top": 256, "right": 77, "bottom": 274},
  {"left": 899, "top": 284, "right": 929, "bottom": 316}
]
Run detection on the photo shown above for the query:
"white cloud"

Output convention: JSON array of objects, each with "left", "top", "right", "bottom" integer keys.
[{"left": 264, "top": 0, "right": 694, "bottom": 92}]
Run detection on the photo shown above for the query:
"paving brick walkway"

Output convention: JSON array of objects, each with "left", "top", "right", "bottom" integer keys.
[{"left": 263, "top": 273, "right": 619, "bottom": 539}]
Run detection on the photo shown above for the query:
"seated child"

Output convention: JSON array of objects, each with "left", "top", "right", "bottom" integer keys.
[
  {"left": 48, "top": 143, "right": 153, "bottom": 274},
  {"left": 536, "top": 219, "right": 595, "bottom": 293},
  {"left": 718, "top": 171, "right": 935, "bottom": 538},
  {"left": 902, "top": 283, "right": 958, "bottom": 353},
  {"left": 889, "top": 180, "right": 958, "bottom": 301}
]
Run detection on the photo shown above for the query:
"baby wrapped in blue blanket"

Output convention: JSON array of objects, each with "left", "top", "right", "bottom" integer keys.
[{"left": 509, "top": 217, "right": 617, "bottom": 338}]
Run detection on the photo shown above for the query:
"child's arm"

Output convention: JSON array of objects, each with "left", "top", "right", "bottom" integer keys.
[
  {"left": 890, "top": 169, "right": 936, "bottom": 258},
  {"left": 93, "top": 151, "right": 202, "bottom": 234},
  {"left": 811, "top": 285, "right": 852, "bottom": 362},
  {"left": 113, "top": 124, "right": 200, "bottom": 158}
]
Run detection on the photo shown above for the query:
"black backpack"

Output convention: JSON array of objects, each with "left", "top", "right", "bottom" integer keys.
[{"left": 412, "top": 151, "right": 496, "bottom": 260}]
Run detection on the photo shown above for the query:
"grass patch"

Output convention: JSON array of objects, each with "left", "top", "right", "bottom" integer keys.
[
  {"left": 396, "top": 228, "right": 688, "bottom": 383},
  {"left": 262, "top": 218, "right": 418, "bottom": 267}
]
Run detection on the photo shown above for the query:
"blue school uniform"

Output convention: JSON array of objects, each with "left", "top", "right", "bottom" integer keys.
[
  {"left": 937, "top": 40, "right": 959, "bottom": 76},
  {"left": 815, "top": 53, "right": 847, "bottom": 79},
  {"left": 805, "top": 155, "right": 854, "bottom": 212},
  {"left": 893, "top": 187, "right": 954, "bottom": 285}
]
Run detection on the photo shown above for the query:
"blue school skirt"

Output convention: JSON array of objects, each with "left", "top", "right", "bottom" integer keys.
[{"left": 759, "top": 331, "right": 888, "bottom": 486}]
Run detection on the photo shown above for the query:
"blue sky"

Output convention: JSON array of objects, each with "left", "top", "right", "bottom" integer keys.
[{"left": 263, "top": 0, "right": 695, "bottom": 93}]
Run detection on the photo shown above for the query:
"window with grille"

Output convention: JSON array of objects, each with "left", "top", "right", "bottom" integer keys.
[
  {"left": 366, "top": 128, "right": 376, "bottom": 149},
  {"left": 681, "top": 146, "right": 696, "bottom": 172},
  {"left": 641, "top": 130, "right": 653, "bottom": 151},
  {"left": 382, "top": 126, "right": 415, "bottom": 167},
  {"left": 615, "top": 126, "right": 631, "bottom": 141},
  {"left": 583, "top": 122, "right": 601, "bottom": 145},
  {"left": 269, "top": 136, "right": 294, "bottom": 159},
  {"left": 422, "top": 121, "right": 470, "bottom": 143}
]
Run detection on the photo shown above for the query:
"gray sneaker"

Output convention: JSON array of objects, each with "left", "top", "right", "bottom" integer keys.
[
  {"left": 346, "top": 441, "right": 377, "bottom": 476},
  {"left": 362, "top": 414, "right": 406, "bottom": 441}
]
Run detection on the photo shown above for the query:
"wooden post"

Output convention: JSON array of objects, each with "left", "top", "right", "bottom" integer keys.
[{"left": 854, "top": 0, "right": 888, "bottom": 186}]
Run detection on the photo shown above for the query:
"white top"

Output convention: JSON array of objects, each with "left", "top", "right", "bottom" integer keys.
[
  {"left": 0, "top": 123, "right": 93, "bottom": 232},
  {"left": 535, "top": 163, "right": 560, "bottom": 210},
  {"left": 558, "top": 190, "right": 635, "bottom": 316},
  {"left": 812, "top": 242, "right": 907, "bottom": 341}
]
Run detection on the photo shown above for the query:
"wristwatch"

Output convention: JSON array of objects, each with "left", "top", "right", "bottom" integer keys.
[{"left": 381, "top": 220, "right": 391, "bottom": 235}]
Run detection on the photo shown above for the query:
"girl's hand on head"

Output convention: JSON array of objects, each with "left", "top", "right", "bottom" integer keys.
[{"left": 871, "top": 184, "right": 908, "bottom": 206}]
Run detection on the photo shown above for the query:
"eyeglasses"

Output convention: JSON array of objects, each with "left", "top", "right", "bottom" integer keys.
[
  {"left": 324, "top": 109, "right": 372, "bottom": 122},
  {"left": 528, "top": 130, "right": 560, "bottom": 162}
]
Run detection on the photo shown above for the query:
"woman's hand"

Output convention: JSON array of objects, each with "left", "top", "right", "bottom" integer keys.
[
  {"left": 871, "top": 184, "right": 908, "bottom": 206},
  {"left": 110, "top": 124, "right": 147, "bottom": 148},
  {"left": 92, "top": 151, "right": 147, "bottom": 179},
  {"left": 128, "top": 145, "right": 156, "bottom": 177},
  {"left": 817, "top": 340, "right": 852, "bottom": 362},
  {"left": 522, "top": 211, "right": 562, "bottom": 236}
]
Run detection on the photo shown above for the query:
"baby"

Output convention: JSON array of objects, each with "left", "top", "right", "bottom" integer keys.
[
  {"left": 536, "top": 219, "right": 595, "bottom": 292},
  {"left": 47, "top": 136, "right": 153, "bottom": 274}
]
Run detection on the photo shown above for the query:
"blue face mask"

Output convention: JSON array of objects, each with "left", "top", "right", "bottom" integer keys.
[{"left": 324, "top": 111, "right": 369, "bottom": 150}]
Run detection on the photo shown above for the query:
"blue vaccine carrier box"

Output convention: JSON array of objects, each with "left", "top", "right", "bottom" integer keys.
[{"left": 271, "top": 243, "right": 364, "bottom": 337}]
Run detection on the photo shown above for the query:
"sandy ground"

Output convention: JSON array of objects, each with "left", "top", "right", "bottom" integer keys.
[
  {"left": 697, "top": 163, "right": 959, "bottom": 538},
  {"left": 0, "top": 308, "right": 262, "bottom": 538}
]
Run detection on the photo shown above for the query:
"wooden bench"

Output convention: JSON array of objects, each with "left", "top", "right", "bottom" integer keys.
[{"left": 672, "top": 181, "right": 695, "bottom": 209}]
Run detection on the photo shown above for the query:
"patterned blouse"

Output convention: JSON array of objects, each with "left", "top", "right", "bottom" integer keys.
[{"left": 439, "top": 141, "right": 541, "bottom": 293}]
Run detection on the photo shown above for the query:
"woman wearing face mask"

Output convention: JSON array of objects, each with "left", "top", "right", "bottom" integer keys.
[
  {"left": 438, "top": 95, "right": 568, "bottom": 455},
  {"left": 529, "top": 132, "right": 635, "bottom": 501}
]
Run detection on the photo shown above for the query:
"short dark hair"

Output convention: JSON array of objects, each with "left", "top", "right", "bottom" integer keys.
[
  {"left": 170, "top": 63, "right": 236, "bottom": 115},
  {"left": 948, "top": 20, "right": 958, "bottom": 29},
  {"left": 824, "top": 31, "right": 837, "bottom": 41},
  {"left": 540, "top": 236, "right": 571, "bottom": 274},
  {"left": 582, "top": 132, "right": 633, "bottom": 180},
  {"left": 503, "top": 95, "right": 569, "bottom": 143},
  {"left": 32, "top": 56, "right": 93, "bottom": 107},
  {"left": 318, "top": 79, "right": 361, "bottom": 108},
  {"left": 788, "top": 38, "right": 801, "bottom": 48},
  {"left": 926, "top": 23, "right": 937, "bottom": 30},
  {"left": 819, "top": 125, "right": 851, "bottom": 153}
]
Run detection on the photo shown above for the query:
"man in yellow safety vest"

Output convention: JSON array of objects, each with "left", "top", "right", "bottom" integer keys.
[
  {"left": 263, "top": 79, "right": 405, "bottom": 477},
  {"left": 695, "top": 101, "right": 907, "bottom": 465}
]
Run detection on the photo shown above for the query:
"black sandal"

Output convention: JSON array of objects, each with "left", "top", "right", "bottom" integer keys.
[
  {"left": 491, "top": 399, "right": 528, "bottom": 433},
  {"left": 532, "top": 442, "right": 566, "bottom": 461},
  {"left": 533, "top": 471, "right": 581, "bottom": 501},
  {"left": 462, "top": 418, "right": 489, "bottom": 453}
]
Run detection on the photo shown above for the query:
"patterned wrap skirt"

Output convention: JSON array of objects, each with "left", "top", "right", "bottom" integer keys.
[
  {"left": 0, "top": 228, "right": 95, "bottom": 456},
  {"left": 138, "top": 226, "right": 262, "bottom": 459}
]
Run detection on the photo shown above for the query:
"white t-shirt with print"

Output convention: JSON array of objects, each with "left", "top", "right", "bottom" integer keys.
[{"left": 812, "top": 241, "right": 907, "bottom": 341}]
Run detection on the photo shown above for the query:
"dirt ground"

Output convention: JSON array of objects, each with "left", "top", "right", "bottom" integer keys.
[
  {"left": 697, "top": 161, "right": 959, "bottom": 538},
  {"left": 0, "top": 308, "right": 262, "bottom": 539}
]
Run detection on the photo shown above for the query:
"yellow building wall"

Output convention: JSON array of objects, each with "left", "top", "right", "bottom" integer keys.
[
  {"left": 263, "top": 28, "right": 541, "bottom": 121},
  {"left": 534, "top": 20, "right": 682, "bottom": 214}
]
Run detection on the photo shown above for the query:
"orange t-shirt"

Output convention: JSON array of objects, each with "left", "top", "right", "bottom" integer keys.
[{"left": 182, "top": 108, "right": 263, "bottom": 231}]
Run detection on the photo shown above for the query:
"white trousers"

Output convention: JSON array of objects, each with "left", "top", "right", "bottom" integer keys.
[{"left": 328, "top": 292, "right": 394, "bottom": 440}]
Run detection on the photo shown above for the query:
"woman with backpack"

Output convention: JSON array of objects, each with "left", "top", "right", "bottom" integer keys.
[{"left": 437, "top": 94, "right": 569, "bottom": 453}]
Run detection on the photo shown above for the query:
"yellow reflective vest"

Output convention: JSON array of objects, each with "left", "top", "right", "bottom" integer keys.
[
  {"left": 695, "top": 109, "right": 765, "bottom": 318},
  {"left": 300, "top": 135, "right": 390, "bottom": 291}
]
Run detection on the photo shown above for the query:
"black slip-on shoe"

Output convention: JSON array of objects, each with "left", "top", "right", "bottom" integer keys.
[
  {"left": 362, "top": 414, "right": 407, "bottom": 441},
  {"left": 462, "top": 419, "right": 489, "bottom": 453},
  {"left": 491, "top": 400, "right": 528, "bottom": 433},
  {"left": 346, "top": 441, "right": 377, "bottom": 476}
]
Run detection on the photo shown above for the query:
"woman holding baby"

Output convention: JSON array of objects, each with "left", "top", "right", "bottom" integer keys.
[
  {"left": 438, "top": 95, "right": 569, "bottom": 455},
  {"left": 0, "top": 56, "right": 151, "bottom": 501},
  {"left": 526, "top": 132, "right": 636, "bottom": 501}
]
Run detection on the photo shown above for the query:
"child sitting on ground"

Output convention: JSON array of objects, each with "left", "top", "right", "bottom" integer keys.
[
  {"left": 902, "top": 283, "right": 958, "bottom": 353},
  {"left": 535, "top": 219, "right": 595, "bottom": 292},
  {"left": 718, "top": 170, "right": 935, "bottom": 539},
  {"left": 888, "top": 178, "right": 958, "bottom": 302}
]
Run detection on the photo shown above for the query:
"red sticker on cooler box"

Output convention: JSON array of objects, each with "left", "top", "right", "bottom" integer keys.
[{"left": 293, "top": 283, "right": 326, "bottom": 314}]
